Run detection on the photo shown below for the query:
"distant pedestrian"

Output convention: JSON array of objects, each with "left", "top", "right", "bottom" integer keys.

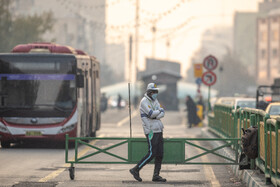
[
  {"left": 185, "top": 95, "right": 200, "bottom": 128},
  {"left": 129, "top": 83, "right": 166, "bottom": 182},
  {"left": 197, "top": 95, "right": 205, "bottom": 119},
  {"left": 133, "top": 95, "right": 138, "bottom": 109},
  {"left": 100, "top": 93, "right": 108, "bottom": 112},
  {"left": 117, "top": 94, "right": 122, "bottom": 109}
]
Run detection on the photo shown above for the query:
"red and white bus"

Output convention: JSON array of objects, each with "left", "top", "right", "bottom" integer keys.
[{"left": 0, "top": 43, "right": 101, "bottom": 148}]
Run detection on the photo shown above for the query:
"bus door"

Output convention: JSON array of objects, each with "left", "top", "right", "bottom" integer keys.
[
  {"left": 90, "top": 60, "right": 96, "bottom": 137},
  {"left": 85, "top": 70, "right": 91, "bottom": 137}
]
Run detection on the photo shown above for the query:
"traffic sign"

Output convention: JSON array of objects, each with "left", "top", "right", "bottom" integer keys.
[
  {"left": 202, "top": 71, "right": 217, "bottom": 86},
  {"left": 195, "top": 78, "right": 202, "bottom": 85},
  {"left": 193, "top": 63, "right": 203, "bottom": 78},
  {"left": 203, "top": 55, "right": 218, "bottom": 71}
]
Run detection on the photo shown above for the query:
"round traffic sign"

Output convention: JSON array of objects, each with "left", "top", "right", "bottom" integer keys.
[
  {"left": 195, "top": 78, "right": 202, "bottom": 85},
  {"left": 203, "top": 55, "right": 218, "bottom": 71},
  {"left": 202, "top": 71, "right": 217, "bottom": 86}
]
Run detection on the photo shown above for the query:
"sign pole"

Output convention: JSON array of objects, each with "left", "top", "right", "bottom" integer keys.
[
  {"left": 208, "top": 85, "right": 211, "bottom": 113},
  {"left": 201, "top": 55, "right": 218, "bottom": 114}
]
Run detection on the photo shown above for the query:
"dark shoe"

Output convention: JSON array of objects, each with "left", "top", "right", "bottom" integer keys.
[
  {"left": 152, "top": 175, "right": 166, "bottom": 182},
  {"left": 129, "top": 168, "right": 142, "bottom": 182}
]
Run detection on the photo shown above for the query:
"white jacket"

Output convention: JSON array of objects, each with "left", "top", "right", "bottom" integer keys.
[{"left": 140, "top": 93, "right": 165, "bottom": 134}]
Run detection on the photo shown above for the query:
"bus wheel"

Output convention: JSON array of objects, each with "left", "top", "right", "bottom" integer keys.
[
  {"left": 1, "top": 141, "right": 10, "bottom": 148},
  {"left": 69, "top": 166, "right": 75, "bottom": 180}
]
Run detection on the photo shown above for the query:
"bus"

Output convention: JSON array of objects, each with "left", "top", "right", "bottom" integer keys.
[{"left": 0, "top": 43, "right": 101, "bottom": 148}]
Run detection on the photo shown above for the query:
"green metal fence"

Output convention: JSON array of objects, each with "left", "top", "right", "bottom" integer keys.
[
  {"left": 208, "top": 104, "right": 280, "bottom": 186},
  {"left": 266, "top": 118, "right": 280, "bottom": 186},
  {"left": 65, "top": 134, "right": 241, "bottom": 180}
]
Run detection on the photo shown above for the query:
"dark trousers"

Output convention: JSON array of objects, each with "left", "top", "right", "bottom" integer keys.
[{"left": 135, "top": 132, "right": 163, "bottom": 175}]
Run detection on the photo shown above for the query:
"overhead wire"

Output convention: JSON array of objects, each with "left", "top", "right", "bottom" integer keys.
[
  {"left": 139, "top": 0, "right": 191, "bottom": 24},
  {"left": 58, "top": 0, "right": 123, "bottom": 10},
  {"left": 56, "top": 0, "right": 200, "bottom": 43}
]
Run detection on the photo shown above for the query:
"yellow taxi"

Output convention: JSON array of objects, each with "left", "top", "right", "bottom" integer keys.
[{"left": 265, "top": 102, "right": 280, "bottom": 118}]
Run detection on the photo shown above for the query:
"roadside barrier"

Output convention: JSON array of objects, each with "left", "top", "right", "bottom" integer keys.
[{"left": 208, "top": 104, "right": 279, "bottom": 186}]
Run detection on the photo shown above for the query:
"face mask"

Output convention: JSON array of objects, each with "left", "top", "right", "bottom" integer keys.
[{"left": 151, "top": 93, "right": 158, "bottom": 100}]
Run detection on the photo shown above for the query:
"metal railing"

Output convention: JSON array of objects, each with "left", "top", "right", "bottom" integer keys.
[{"left": 208, "top": 104, "right": 280, "bottom": 186}]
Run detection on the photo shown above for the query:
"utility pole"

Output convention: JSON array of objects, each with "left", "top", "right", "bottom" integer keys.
[
  {"left": 152, "top": 21, "right": 156, "bottom": 58},
  {"left": 166, "top": 38, "right": 170, "bottom": 59},
  {"left": 129, "top": 35, "right": 133, "bottom": 83},
  {"left": 135, "top": 0, "right": 139, "bottom": 82}
]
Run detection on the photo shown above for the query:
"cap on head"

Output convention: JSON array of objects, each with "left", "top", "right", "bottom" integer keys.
[{"left": 146, "top": 83, "right": 159, "bottom": 92}]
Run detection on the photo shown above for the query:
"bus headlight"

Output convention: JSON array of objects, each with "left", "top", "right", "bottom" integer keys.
[{"left": 58, "top": 124, "right": 76, "bottom": 134}]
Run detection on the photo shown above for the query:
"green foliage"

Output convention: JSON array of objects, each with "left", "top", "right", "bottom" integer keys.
[
  {"left": 0, "top": 0, "right": 12, "bottom": 52},
  {"left": 0, "top": 0, "right": 54, "bottom": 52}
]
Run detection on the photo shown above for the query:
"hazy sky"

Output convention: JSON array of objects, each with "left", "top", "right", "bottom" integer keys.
[{"left": 106, "top": 0, "right": 261, "bottom": 79}]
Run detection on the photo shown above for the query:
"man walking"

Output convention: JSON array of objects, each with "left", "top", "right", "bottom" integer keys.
[{"left": 129, "top": 83, "right": 166, "bottom": 182}]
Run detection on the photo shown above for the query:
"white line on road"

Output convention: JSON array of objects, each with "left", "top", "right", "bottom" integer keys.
[
  {"left": 38, "top": 134, "right": 104, "bottom": 182},
  {"left": 181, "top": 114, "right": 186, "bottom": 127},
  {"left": 117, "top": 110, "right": 138, "bottom": 127},
  {"left": 194, "top": 140, "right": 221, "bottom": 187}
]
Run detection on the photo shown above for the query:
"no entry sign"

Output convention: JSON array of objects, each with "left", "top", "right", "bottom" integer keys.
[
  {"left": 203, "top": 55, "right": 218, "bottom": 71},
  {"left": 202, "top": 71, "right": 217, "bottom": 86}
]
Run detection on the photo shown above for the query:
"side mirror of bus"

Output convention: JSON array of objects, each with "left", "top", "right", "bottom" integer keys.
[{"left": 76, "top": 75, "right": 84, "bottom": 88}]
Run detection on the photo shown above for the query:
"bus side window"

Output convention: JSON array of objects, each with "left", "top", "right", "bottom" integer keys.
[{"left": 77, "top": 74, "right": 84, "bottom": 88}]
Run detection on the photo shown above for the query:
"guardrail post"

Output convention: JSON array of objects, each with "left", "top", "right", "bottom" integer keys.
[
  {"left": 65, "top": 134, "right": 69, "bottom": 163},
  {"left": 269, "top": 119, "right": 272, "bottom": 180},
  {"left": 264, "top": 114, "right": 271, "bottom": 184},
  {"left": 275, "top": 120, "right": 279, "bottom": 184},
  {"left": 250, "top": 114, "right": 256, "bottom": 169}
]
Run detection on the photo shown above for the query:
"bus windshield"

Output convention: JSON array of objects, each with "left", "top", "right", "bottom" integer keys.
[{"left": 0, "top": 55, "right": 76, "bottom": 117}]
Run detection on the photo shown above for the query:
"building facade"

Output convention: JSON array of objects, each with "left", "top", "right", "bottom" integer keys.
[
  {"left": 257, "top": 10, "right": 280, "bottom": 85},
  {"left": 233, "top": 12, "right": 258, "bottom": 76}
]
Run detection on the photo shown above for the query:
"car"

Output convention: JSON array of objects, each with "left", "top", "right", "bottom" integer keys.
[
  {"left": 108, "top": 95, "right": 126, "bottom": 109},
  {"left": 215, "top": 97, "right": 235, "bottom": 106},
  {"left": 265, "top": 102, "right": 280, "bottom": 118},
  {"left": 215, "top": 97, "right": 256, "bottom": 109},
  {"left": 234, "top": 98, "right": 256, "bottom": 109}
]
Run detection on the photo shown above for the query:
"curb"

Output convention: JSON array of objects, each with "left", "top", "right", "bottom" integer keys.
[{"left": 201, "top": 127, "right": 273, "bottom": 187}]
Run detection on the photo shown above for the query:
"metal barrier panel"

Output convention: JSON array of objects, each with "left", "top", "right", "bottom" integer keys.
[
  {"left": 129, "top": 138, "right": 185, "bottom": 164},
  {"left": 65, "top": 136, "right": 240, "bottom": 165},
  {"left": 65, "top": 134, "right": 241, "bottom": 180}
]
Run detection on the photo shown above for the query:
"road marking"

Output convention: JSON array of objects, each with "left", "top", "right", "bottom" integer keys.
[
  {"left": 179, "top": 109, "right": 187, "bottom": 127},
  {"left": 38, "top": 165, "right": 68, "bottom": 182},
  {"left": 38, "top": 134, "right": 104, "bottom": 182},
  {"left": 181, "top": 114, "right": 186, "bottom": 127},
  {"left": 117, "top": 110, "right": 138, "bottom": 127},
  {"left": 194, "top": 140, "right": 221, "bottom": 187}
]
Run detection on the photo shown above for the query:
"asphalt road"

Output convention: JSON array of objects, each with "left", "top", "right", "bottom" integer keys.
[{"left": 0, "top": 107, "right": 246, "bottom": 187}]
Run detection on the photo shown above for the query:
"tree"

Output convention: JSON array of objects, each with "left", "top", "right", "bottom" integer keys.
[
  {"left": 0, "top": 0, "right": 54, "bottom": 52},
  {"left": 0, "top": 0, "right": 12, "bottom": 52}
]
